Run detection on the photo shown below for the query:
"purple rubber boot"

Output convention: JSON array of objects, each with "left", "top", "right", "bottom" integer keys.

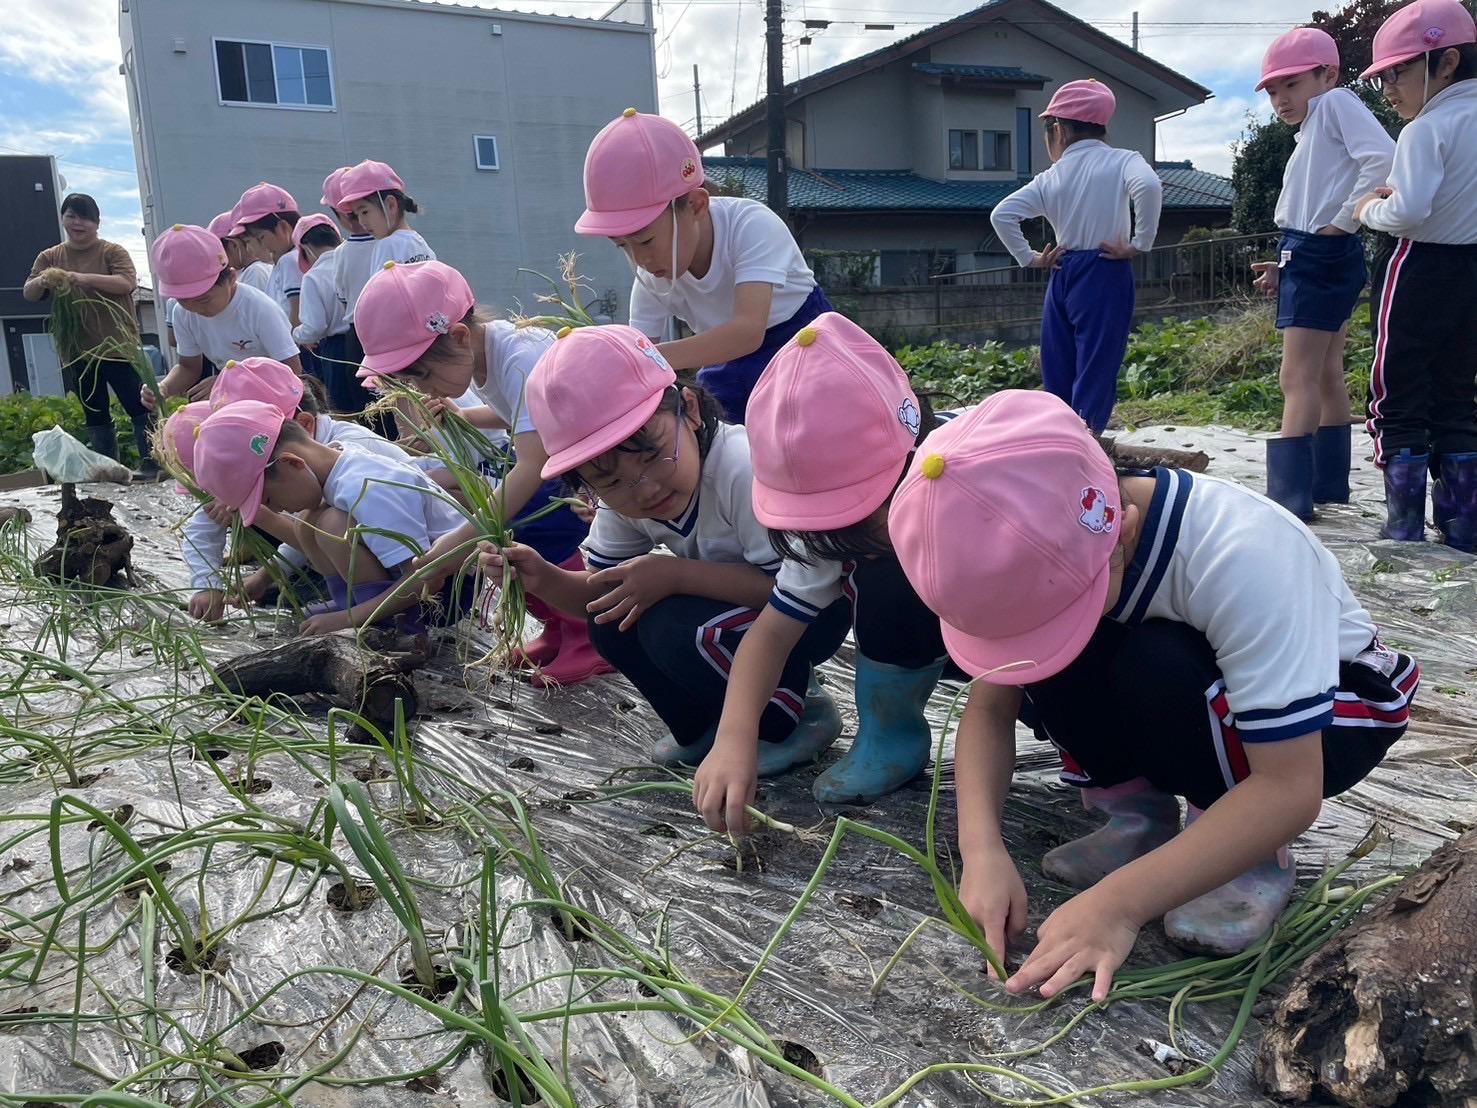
[
  {"left": 1432, "top": 452, "right": 1477, "bottom": 553},
  {"left": 1042, "top": 778, "right": 1181, "bottom": 889},
  {"left": 1379, "top": 450, "right": 1428, "bottom": 542},
  {"left": 306, "top": 576, "right": 349, "bottom": 617}
]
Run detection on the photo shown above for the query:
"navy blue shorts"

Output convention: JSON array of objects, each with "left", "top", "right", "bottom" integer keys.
[
  {"left": 1275, "top": 229, "right": 1367, "bottom": 332},
  {"left": 697, "top": 284, "right": 833, "bottom": 423}
]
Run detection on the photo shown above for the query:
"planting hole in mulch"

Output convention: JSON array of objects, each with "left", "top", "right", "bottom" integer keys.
[
  {"left": 166, "top": 944, "right": 222, "bottom": 975},
  {"left": 561, "top": 790, "right": 595, "bottom": 802},
  {"left": 230, "top": 777, "right": 273, "bottom": 795},
  {"left": 0, "top": 857, "right": 32, "bottom": 876},
  {"left": 0, "top": 935, "right": 10, "bottom": 954},
  {"left": 87, "top": 804, "right": 134, "bottom": 832},
  {"left": 400, "top": 964, "right": 457, "bottom": 999},
  {"left": 326, "top": 881, "right": 379, "bottom": 912},
  {"left": 491, "top": 1065, "right": 541, "bottom": 1104},
  {"left": 774, "top": 1040, "right": 824, "bottom": 1078},
  {"left": 834, "top": 892, "right": 882, "bottom": 920},
  {"left": 533, "top": 721, "right": 561, "bottom": 735},
  {"left": 233, "top": 1040, "right": 285, "bottom": 1071},
  {"left": 551, "top": 912, "right": 595, "bottom": 942},
  {"left": 405, "top": 1074, "right": 442, "bottom": 1093},
  {"left": 191, "top": 747, "right": 229, "bottom": 763},
  {"left": 74, "top": 772, "right": 104, "bottom": 788},
  {"left": 639, "top": 822, "right": 679, "bottom": 839},
  {"left": 508, "top": 756, "right": 538, "bottom": 771},
  {"left": 121, "top": 861, "right": 173, "bottom": 900},
  {"left": 635, "top": 980, "right": 657, "bottom": 997}
]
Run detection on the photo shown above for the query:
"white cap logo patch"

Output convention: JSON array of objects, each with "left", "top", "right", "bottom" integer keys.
[
  {"left": 897, "top": 397, "right": 920, "bottom": 437},
  {"left": 1079, "top": 486, "right": 1117, "bottom": 533},
  {"left": 424, "top": 312, "right": 450, "bottom": 335}
]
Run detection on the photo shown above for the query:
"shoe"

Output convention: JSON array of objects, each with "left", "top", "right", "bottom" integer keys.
[
  {"left": 650, "top": 724, "right": 718, "bottom": 767},
  {"left": 813, "top": 657, "right": 945, "bottom": 805},
  {"left": 510, "top": 593, "right": 563, "bottom": 669},
  {"left": 1041, "top": 779, "right": 1181, "bottom": 889},
  {"left": 85, "top": 423, "right": 119, "bottom": 461},
  {"left": 756, "top": 680, "right": 842, "bottom": 778},
  {"left": 1265, "top": 435, "right": 1315, "bottom": 521},
  {"left": 1163, "top": 809, "right": 1295, "bottom": 954},
  {"left": 1431, "top": 451, "right": 1477, "bottom": 552},
  {"left": 1379, "top": 449, "right": 1428, "bottom": 541},
  {"left": 1311, "top": 424, "right": 1351, "bottom": 504},
  {"left": 306, "top": 575, "right": 348, "bottom": 616},
  {"left": 526, "top": 608, "right": 614, "bottom": 688}
]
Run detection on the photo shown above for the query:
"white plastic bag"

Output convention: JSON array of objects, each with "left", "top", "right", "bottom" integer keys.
[{"left": 31, "top": 426, "right": 133, "bottom": 485}]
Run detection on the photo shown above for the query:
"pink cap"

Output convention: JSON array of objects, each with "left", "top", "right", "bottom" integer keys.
[
  {"left": 1257, "top": 27, "right": 1340, "bottom": 91},
  {"left": 748, "top": 313, "right": 921, "bottom": 530},
  {"left": 575, "top": 108, "right": 705, "bottom": 238},
  {"left": 151, "top": 224, "right": 229, "bottom": 300},
  {"left": 890, "top": 390, "right": 1120, "bottom": 683},
  {"left": 162, "top": 400, "right": 213, "bottom": 491},
  {"left": 354, "top": 260, "right": 475, "bottom": 379},
  {"left": 1041, "top": 79, "right": 1117, "bottom": 126},
  {"left": 210, "top": 357, "right": 305, "bottom": 417},
  {"left": 338, "top": 160, "right": 406, "bottom": 206},
  {"left": 231, "top": 182, "right": 298, "bottom": 231},
  {"left": 193, "top": 400, "right": 288, "bottom": 526},
  {"left": 291, "top": 213, "right": 337, "bottom": 272},
  {"left": 1360, "top": 0, "right": 1476, "bottom": 79},
  {"left": 527, "top": 324, "right": 676, "bottom": 478},
  {"left": 207, "top": 210, "right": 243, "bottom": 239},
  {"left": 320, "top": 166, "right": 350, "bottom": 212}
]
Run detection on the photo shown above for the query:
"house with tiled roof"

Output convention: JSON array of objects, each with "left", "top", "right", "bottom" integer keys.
[{"left": 698, "top": 0, "right": 1232, "bottom": 285}]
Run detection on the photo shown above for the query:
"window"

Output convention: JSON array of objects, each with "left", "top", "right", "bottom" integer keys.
[
  {"left": 981, "top": 131, "right": 1012, "bottom": 171},
  {"left": 948, "top": 129, "right": 978, "bottom": 170},
  {"left": 1016, "top": 107, "right": 1032, "bottom": 178},
  {"left": 473, "top": 135, "right": 500, "bottom": 171},
  {"left": 215, "top": 40, "right": 333, "bottom": 109}
]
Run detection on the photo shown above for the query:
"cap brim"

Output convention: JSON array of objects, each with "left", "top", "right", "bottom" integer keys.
[
  {"left": 575, "top": 200, "right": 673, "bottom": 238},
  {"left": 157, "top": 274, "right": 220, "bottom": 301},
  {"left": 540, "top": 388, "right": 667, "bottom": 479},
  {"left": 939, "top": 559, "right": 1111, "bottom": 685},
  {"left": 236, "top": 474, "right": 266, "bottom": 527},
  {"left": 356, "top": 335, "right": 438, "bottom": 379},
  {"left": 1255, "top": 63, "right": 1326, "bottom": 91},
  {"left": 1359, "top": 50, "right": 1426, "bottom": 79},
  {"left": 753, "top": 457, "right": 905, "bottom": 531}
]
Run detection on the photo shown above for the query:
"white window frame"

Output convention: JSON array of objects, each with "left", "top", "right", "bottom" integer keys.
[
  {"left": 213, "top": 37, "right": 336, "bottom": 112},
  {"left": 473, "top": 135, "right": 500, "bottom": 171}
]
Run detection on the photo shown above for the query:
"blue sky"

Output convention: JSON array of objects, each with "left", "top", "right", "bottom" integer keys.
[{"left": 3, "top": 0, "right": 1314, "bottom": 282}]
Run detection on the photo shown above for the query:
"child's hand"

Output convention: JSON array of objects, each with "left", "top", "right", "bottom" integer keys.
[
  {"left": 1097, "top": 239, "right": 1138, "bottom": 261},
  {"left": 959, "top": 849, "right": 1029, "bottom": 980},
  {"left": 235, "top": 567, "right": 273, "bottom": 605},
  {"left": 1355, "top": 186, "right": 1393, "bottom": 222},
  {"left": 586, "top": 554, "right": 678, "bottom": 630},
  {"left": 1027, "top": 244, "right": 1068, "bottom": 270},
  {"left": 692, "top": 738, "right": 758, "bottom": 836},
  {"left": 476, "top": 541, "right": 554, "bottom": 594},
  {"left": 186, "top": 376, "right": 216, "bottom": 403},
  {"left": 188, "top": 589, "right": 227, "bottom": 622},
  {"left": 1250, "top": 261, "right": 1280, "bottom": 295},
  {"left": 300, "top": 609, "right": 350, "bottom": 637},
  {"left": 203, "top": 500, "right": 237, "bottom": 528},
  {"left": 140, "top": 386, "right": 158, "bottom": 413},
  {"left": 1006, "top": 886, "right": 1141, "bottom": 1003}
]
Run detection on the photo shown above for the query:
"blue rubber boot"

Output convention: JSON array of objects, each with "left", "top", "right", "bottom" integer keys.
[
  {"left": 755, "top": 678, "right": 842, "bottom": 778},
  {"left": 1265, "top": 435, "right": 1315, "bottom": 521},
  {"left": 1432, "top": 452, "right": 1477, "bottom": 552},
  {"left": 1311, "top": 424, "right": 1352, "bottom": 504},
  {"left": 1380, "top": 450, "right": 1428, "bottom": 541},
  {"left": 650, "top": 725, "right": 717, "bottom": 768},
  {"left": 812, "top": 657, "right": 946, "bottom": 806}
]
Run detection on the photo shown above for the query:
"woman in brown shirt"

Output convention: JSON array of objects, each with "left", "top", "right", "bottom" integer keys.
[{"left": 23, "top": 193, "right": 156, "bottom": 475}]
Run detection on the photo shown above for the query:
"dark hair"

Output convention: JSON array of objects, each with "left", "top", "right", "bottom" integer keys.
[
  {"left": 1428, "top": 43, "right": 1477, "bottom": 81},
  {"left": 241, "top": 211, "right": 301, "bottom": 234},
  {"left": 769, "top": 392, "right": 942, "bottom": 565},
  {"left": 563, "top": 381, "right": 724, "bottom": 491},
  {"left": 1043, "top": 116, "right": 1108, "bottom": 141},
  {"left": 297, "top": 374, "right": 326, "bottom": 414},
  {"left": 369, "top": 189, "right": 419, "bottom": 216},
  {"left": 267, "top": 416, "right": 314, "bottom": 466},
  {"left": 60, "top": 193, "right": 100, "bottom": 223},
  {"left": 299, "top": 223, "right": 341, "bottom": 251},
  {"left": 211, "top": 266, "right": 235, "bottom": 289}
]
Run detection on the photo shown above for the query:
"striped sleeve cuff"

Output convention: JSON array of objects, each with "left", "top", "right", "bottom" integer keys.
[
  {"left": 1235, "top": 688, "right": 1336, "bottom": 743},
  {"left": 767, "top": 586, "right": 822, "bottom": 624},
  {"left": 582, "top": 546, "right": 631, "bottom": 571}
]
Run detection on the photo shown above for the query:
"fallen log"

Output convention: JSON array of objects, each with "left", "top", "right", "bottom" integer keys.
[
  {"left": 32, "top": 485, "right": 136, "bottom": 587},
  {"left": 1099, "top": 436, "right": 1211, "bottom": 473},
  {"left": 210, "top": 631, "right": 427, "bottom": 743},
  {"left": 1256, "top": 829, "right": 1477, "bottom": 1107}
]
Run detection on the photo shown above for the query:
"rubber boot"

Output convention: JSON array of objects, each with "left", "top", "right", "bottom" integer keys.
[
  {"left": 306, "top": 576, "right": 348, "bottom": 617},
  {"left": 131, "top": 418, "right": 161, "bottom": 481},
  {"left": 1041, "top": 778, "right": 1181, "bottom": 889},
  {"left": 85, "top": 423, "right": 119, "bottom": 461},
  {"left": 1163, "top": 806, "right": 1296, "bottom": 955},
  {"left": 813, "top": 656, "right": 945, "bottom": 806},
  {"left": 1311, "top": 424, "right": 1351, "bottom": 504},
  {"left": 756, "top": 678, "right": 842, "bottom": 778},
  {"left": 1265, "top": 435, "right": 1315, "bottom": 521},
  {"left": 1431, "top": 452, "right": 1477, "bottom": 553},
  {"left": 510, "top": 593, "right": 563, "bottom": 670},
  {"left": 527, "top": 613, "right": 614, "bottom": 688},
  {"left": 1379, "top": 449, "right": 1428, "bottom": 541},
  {"left": 650, "top": 724, "right": 718, "bottom": 768}
]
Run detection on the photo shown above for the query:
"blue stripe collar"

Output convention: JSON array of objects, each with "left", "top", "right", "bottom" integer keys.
[
  {"left": 1106, "top": 467, "right": 1191, "bottom": 625},
  {"left": 658, "top": 488, "right": 700, "bottom": 537}
]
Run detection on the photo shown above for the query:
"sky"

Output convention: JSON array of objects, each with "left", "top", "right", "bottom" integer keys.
[{"left": 2, "top": 0, "right": 1332, "bottom": 284}]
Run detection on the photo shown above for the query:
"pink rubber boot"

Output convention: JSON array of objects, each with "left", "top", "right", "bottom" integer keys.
[
  {"left": 526, "top": 553, "right": 614, "bottom": 688},
  {"left": 1163, "top": 805, "right": 1297, "bottom": 955},
  {"left": 1041, "top": 778, "right": 1181, "bottom": 889},
  {"left": 509, "top": 594, "right": 563, "bottom": 670}
]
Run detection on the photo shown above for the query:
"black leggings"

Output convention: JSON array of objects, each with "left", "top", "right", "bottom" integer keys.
[
  {"left": 68, "top": 358, "right": 151, "bottom": 428},
  {"left": 589, "top": 594, "right": 851, "bottom": 746},
  {"left": 847, "top": 555, "right": 967, "bottom": 678}
]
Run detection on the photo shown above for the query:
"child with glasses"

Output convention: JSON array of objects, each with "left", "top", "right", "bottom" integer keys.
[{"left": 477, "top": 324, "right": 852, "bottom": 774}]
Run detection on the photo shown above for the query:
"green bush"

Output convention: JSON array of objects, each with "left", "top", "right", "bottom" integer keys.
[
  {"left": 0, "top": 393, "right": 146, "bottom": 474},
  {"left": 891, "top": 340, "right": 1040, "bottom": 405}
]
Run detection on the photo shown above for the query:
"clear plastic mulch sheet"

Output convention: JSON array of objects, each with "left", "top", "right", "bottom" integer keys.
[{"left": 0, "top": 423, "right": 1472, "bottom": 1107}]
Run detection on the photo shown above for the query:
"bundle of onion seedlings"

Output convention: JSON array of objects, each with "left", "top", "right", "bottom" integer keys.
[{"left": 44, "top": 278, "right": 162, "bottom": 409}]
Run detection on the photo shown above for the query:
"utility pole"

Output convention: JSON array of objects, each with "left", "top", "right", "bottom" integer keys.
[
  {"left": 765, "top": 0, "right": 790, "bottom": 226},
  {"left": 1131, "top": 10, "right": 1139, "bottom": 51},
  {"left": 693, "top": 64, "right": 703, "bottom": 138}
]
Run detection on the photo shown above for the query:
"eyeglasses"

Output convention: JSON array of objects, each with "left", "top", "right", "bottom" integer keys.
[
  {"left": 1376, "top": 62, "right": 1415, "bottom": 89},
  {"left": 592, "top": 405, "right": 682, "bottom": 504}
]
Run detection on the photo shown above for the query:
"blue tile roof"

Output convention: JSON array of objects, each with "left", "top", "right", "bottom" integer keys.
[
  {"left": 911, "top": 63, "right": 1049, "bottom": 83},
  {"left": 702, "top": 156, "right": 1231, "bottom": 212}
]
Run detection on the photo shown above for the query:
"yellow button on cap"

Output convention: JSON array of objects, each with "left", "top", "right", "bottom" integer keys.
[
  {"left": 172, "top": 223, "right": 183, "bottom": 231},
  {"left": 382, "top": 260, "right": 396, "bottom": 270},
  {"left": 225, "top": 360, "right": 238, "bottom": 369},
  {"left": 920, "top": 454, "right": 945, "bottom": 479},
  {"left": 795, "top": 327, "right": 818, "bottom": 347},
  {"left": 556, "top": 326, "right": 573, "bottom": 339},
  {"left": 622, "top": 107, "right": 638, "bottom": 118}
]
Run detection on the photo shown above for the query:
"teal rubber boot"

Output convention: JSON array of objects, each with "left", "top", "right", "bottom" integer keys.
[
  {"left": 813, "top": 656, "right": 946, "bottom": 806},
  {"left": 650, "top": 725, "right": 717, "bottom": 768},
  {"left": 755, "top": 677, "right": 841, "bottom": 778}
]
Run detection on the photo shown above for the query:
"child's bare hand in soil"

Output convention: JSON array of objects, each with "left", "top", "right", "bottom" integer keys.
[
  {"left": 693, "top": 738, "right": 758, "bottom": 836},
  {"left": 189, "top": 589, "right": 227, "bottom": 622},
  {"left": 586, "top": 554, "right": 679, "bottom": 630},
  {"left": 300, "top": 610, "right": 350, "bottom": 637},
  {"left": 960, "top": 849, "right": 1028, "bottom": 980},
  {"left": 1006, "top": 885, "right": 1140, "bottom": 1003}
]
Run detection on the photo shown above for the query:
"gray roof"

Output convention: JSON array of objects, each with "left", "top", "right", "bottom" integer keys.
[{"left": 911, "top": 63, "right": 1049, "bottom": 84}]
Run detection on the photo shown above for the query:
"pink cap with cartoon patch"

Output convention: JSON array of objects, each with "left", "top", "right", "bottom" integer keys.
[
  {"left": 354, "top": 260, "right": 475, "bottom": 379},
  {"left": 231, "top": 182, "right": 298, "bottom": 231},
  {"left": 575, "top": 109, "right": 705, "bottom": 238},
  {"left": 748, "top": 312, "right": 923, "bottom": 531},
  {"left": 1257, "top": 27, "right": 1340, "bottom": 91},
  {"left": 210, "top": 357, "right": 305, "bottom": 418},
  {"left": 152, "top": 224, "right": 229, "bottom": 301},
  {"left": 1041, "top": 79, "right": 1117, "bottom": 126},
  {"left": 337, "top": 160, "right": 407, "bottom": 206},
  {"left": 193, "top": 399, "right": 289, "bottom": 526},
  {"left": 889, "top": 390, "right": 1121, "bottom": 684},
  {"left": 527, "top": 324, "right": 676, "bottom": 478},
  {"left": 1360, "top": 0, "right": 1476, "bottom": 79}
]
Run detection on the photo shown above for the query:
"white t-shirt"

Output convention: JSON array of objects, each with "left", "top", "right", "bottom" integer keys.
[
  {"left": 628, "top": 197, "right": 816, "bottom": 338},
  {"left": 265, "top": 250, "right": 302, "bottom": 314},
  {"left": 173, "top": 283, "right": 299, "bottom": 369},
  {"left": 1360, "top": 81, "right": 1477, "bottom": 244},
  {"left": 369, "top": 229, "right": 436, "bottom": 273},
  {"left": 582, "top": 422, "right": 842, "bottom": 621},
  {"left": 293, "top": 249, "right": 348, "bottom": 345},
  {"left": 1104, "top": 467, "right": 1378, "bottom": 742},
  {"left": 322, "top": 449, "right": 463, "bottom": 571},
  {"left": 472, "top": 321, "right": 554, "bottom": 437},
  {"left": 990, "top": 140, "right": 1163, "bottom": 266},
  {"left": 1276, "top": 89, "right": 1395, "bottom": 235},
  {"left": 337, "top": 234, "right": 378, "bottom": 323},
  {"left": 238, "top": 261, "right": 273, "bottom": 295},
  {"left": 316, "top": 413, "right": 409, "bottom": 462}
]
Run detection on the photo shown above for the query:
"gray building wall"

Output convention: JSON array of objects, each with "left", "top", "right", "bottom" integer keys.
[
  {"left": 119, "top": 0, "right": 656, "bottom": 320},
  {"left": 0, "top": 155, "right": 64, "bottom": 394}
]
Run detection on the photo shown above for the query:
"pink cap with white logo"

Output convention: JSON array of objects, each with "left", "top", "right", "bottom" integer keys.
[
  {"left": 575, "top": 108, "right": 705, "bottom": 238},
  {"left": 1360, "top": 0, "right": 1476, "bottom": 79},
  {"left": 193, "top": 399, "right": 289, "bottom": 526},
  {"left": 162, "top": 400, "right": 213, "bottom": 491},
  {"left": 337, "top": 160, "right": 407, "bottom": 206},
  {"left": 1041, "top": 79, "right": 1117, "bottom": 126},
  {"left": 231, "top": 182, "right": 298, "bottom": 231},
  {"left": 152, "top": 224, "right": 229, "bottom": 300},
  {"left": 1257, "top": 27, "right": 1340, "bottom": 91},
  {"left": 748, "top": 312, "right": 922, "bottom": 531},
  {"left": 354, "top": 260, "right": 475, "bottom": 379},
  {"left": 291, "top": 213, "right": 337, "bottom": 272},
  {"left": 527, "top": 324, "right": 677, "bottom": 478},
  {"left": 210, "top": 357, "right": 305, "bottom": 417},
  {"left": 889, "top": 389, "right": 1120, "bottom": 683},
  {"left": 207, "top": 210, "right": 243, "bottom": 240}
]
